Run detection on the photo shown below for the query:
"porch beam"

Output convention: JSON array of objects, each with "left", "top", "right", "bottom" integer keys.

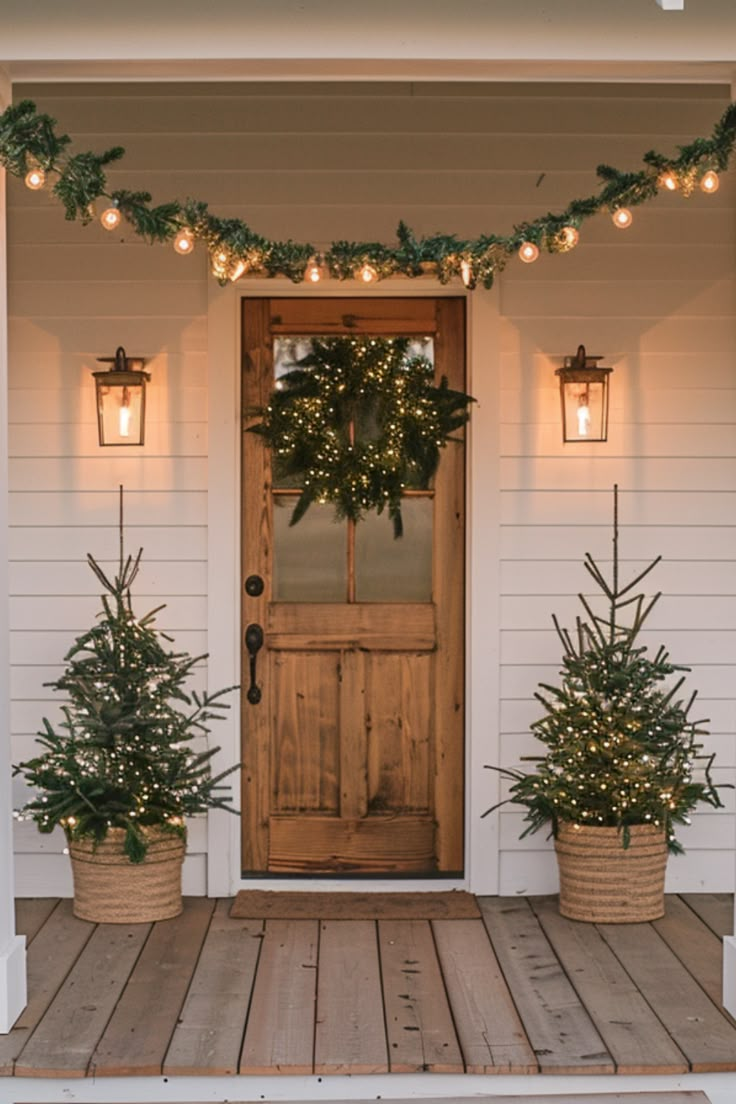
[{"left": 0, "top": 66, "right": 27, "bottom": 1034}]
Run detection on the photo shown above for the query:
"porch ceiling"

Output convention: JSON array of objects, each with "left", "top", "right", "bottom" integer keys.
[{"left": 1, "top": 0, "right": 735, "bottom": 84}]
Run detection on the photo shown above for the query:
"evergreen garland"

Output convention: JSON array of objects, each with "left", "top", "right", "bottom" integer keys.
[
  {"left": 484, "top": 487, "right": 727, "bottom": 853},
  {"left": 251, "top": 336, "right": 473, "bottom": 536},
  {"left": 1, "top": 97, "right": 734, "bottom": 288},
  {"left": 13, "top": 500, "right": 239, "bottom": 863}
]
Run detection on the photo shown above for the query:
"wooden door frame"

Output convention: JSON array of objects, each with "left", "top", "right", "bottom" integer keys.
[{"left": 205, "top": 278, "right": 502, "bottom": 896}]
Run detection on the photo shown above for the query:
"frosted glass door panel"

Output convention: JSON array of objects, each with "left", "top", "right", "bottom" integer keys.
[
  {"left": 272, "top": 501, "right": 347, "bottom": 601},
  {"left": 355, "top": 498, "right": 433, "bottom": 602}
]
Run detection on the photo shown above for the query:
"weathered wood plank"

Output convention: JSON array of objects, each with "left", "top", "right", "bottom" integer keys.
[
  {"left": 432, "top": 918, "right": 537, "bottom": 1073},
  {"left": 681, "top": 892, "right": 734, "bottom": 938},
  {"left": 0, "top": 901, "right": 94, "bottom": 1076},
  {"left": 654, "top": 895, "right": 732, "bottom": 1016},
  {"left": 239, "top": 919, "right": 318, "bottom": 1074},
  {"left": 14, "top": 922, "right": 151, "bottom": 1078},
  {"left": 89, "top": 898, "right": 215, "bottom": 1077},
  {"left": 378, "top": 919, "right": 462, "bottom": 1073},
  {"left": 267, "top": 602, "right": 436, "bottom": 651},
  {"left": 599, "top": 918, "right": 736, "bottom": 1072},
  {"left": 164, "top": 900, "right": 263, "bottom": 1076},
  {"left": 314, "top": 920, "right": 388, "bottom": 1074},
  {"left": 14, "top": 899, "right": 59, "bottom": 944},
  {"left": 530, "top": 895, "right": 689, "bottom": 1074},
  {"left": 479, "top": 897, "right": 614, "bottom": 1074},
  {"left": 268, "top": 815, "right": 435, "bottom": 874}
]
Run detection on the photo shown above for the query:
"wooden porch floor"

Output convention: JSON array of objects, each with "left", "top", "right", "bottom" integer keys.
[{"left": 2, "top": 894, "right": 736, "bottom": 1080}]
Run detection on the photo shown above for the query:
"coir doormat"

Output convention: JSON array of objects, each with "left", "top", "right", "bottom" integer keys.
[{"left": 230, "top": 890, "right": 480, "bottom": 920}]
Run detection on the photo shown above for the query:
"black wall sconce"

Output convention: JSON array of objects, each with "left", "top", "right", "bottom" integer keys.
[
  {"left": 555, "top": 345, "right": 612, "bottom": 442},
  {"left": 93, "top": 347, "right": 150, "bottom": 446}
]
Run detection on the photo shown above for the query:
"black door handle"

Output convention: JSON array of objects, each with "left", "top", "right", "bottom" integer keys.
[{"left": 245, "top": 623, "right": 264, "bottom": 704}]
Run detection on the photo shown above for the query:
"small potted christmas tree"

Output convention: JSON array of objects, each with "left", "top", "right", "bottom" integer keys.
[
  {"left": 486, "top": 486, "right": 725, "bottom": 922},
  {"left": 14, "top": 491, "right": 238, "bottom": 923}
]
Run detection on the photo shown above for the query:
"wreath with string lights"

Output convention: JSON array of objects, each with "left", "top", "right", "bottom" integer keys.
[{"left": 250, "top": 336, "right": 474, "bottom": 537}]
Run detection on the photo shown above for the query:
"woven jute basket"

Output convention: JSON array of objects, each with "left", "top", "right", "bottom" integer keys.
[
  {"left": 69, "top": 826, "right": 186, "bottom": 923},
  {"left": 554, "top": 821, "right": 668, "bottom": 923}
]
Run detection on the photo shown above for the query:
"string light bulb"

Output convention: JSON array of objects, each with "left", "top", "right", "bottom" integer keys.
[
  {"left": 229, "top": 259, "right": 247, "bottom": 282},
  {"left": 560, "top": 226, "right": 580, "bottom": 250},
  {"left": 307, "top": 259, "right": 323, "bottom": 283},
  {"left": 24, "top": 166, "right": 45, "bottom": 190},
  {"left": 173, "top": 228, "right": 195, "bottom": 255},
  {"left": 700, "top": 169, "right": 720, "bottom": 194},
  {"left": 100, "top": 204, "right": 122, "bottom": 231},
  {"left": 518, "top": 241, "right": 540, "bottom": 264},
  {"left": 612, "top": 207, "right": 633, "bottom": 230},
  {"left": 659, "top": 170, "right": 678, "bottom": 192},
  {"left": 360, "top": 263, "right": 378, "bottom": 283},
  {"left": 460, "top": 258, "right": 474, "bottom": 288}
]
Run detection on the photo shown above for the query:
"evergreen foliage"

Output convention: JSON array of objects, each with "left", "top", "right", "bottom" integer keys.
[
  {"left": 14, "top": 510, "right": 238, "bottom": 863},
  {"left": 485, "top": 488, "right": 726, "bottom": 853},
  {"left": 1, "top": 97, "right": 735, "bottom": 287},
  {"left": 251, "top": 336, "right": 473, "bottom": 536}
]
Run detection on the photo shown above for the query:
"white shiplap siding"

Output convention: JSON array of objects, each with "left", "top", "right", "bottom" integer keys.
[{"left": 7, "top": 81, "right": 735, "bottom": 894}]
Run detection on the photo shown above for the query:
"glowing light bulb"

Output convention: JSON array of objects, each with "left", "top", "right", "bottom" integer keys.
[
  {"left": 576, "top": 392, "right": 591, "bottom": 438},
  {"left": 518, "top": 241, "right": 539, "bottom": 264},
  {"left": 560, "top": 226, "right": 579, "bottom": 249},
  {"left": 24, "top": 167, "right": 45, "bottom": 190},
  {"left": 173, "top": 228, "right": 194, "bottom": 255},
  {"left": 307, "top": 261, "right": 322, "bottom": 283},
  {"left": 460, "top": 259, "right": 473, "bottom": 287},
  {"left": 612, "top": 207, "right": 633, "bottom": 229},
  {"left": 700, "top": 170, "right": 720, "bottom": 194},
  {"left": 119, "top": 387, "right": 131, "bottom": 438},
  {"left": 229, "top": 260, "right": 247, "bottom": 282},
  {"left": 660, "top": 171, "right": 678, "bottom": 192},
  {"left": 100, "top": 206, "right": 122, "bottom": 231},
  {"left": 216, "top": 250, "right": 229, "bottom": 265},
  {"left": 360, "top": 264, "right": 377, "bottom": 283}
]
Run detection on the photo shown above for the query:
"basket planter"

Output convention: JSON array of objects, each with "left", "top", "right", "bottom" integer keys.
[
  {"left": 554, "top": 822, "right": 668, "bottom": 923},
  {"left": 68, "top": 826, "right": 186, "bottom": 923}
]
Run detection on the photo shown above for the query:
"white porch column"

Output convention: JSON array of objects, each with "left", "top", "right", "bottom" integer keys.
[
  {"left": 0, "top": 68, "right": 27, "bottom": 1033},
  {"left": 723, "top": 75, "right": 736, "bottom": 1019}
]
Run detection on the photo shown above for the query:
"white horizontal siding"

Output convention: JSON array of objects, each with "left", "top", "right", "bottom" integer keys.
[{"left": 8, "top": 79, "right": 735, "bottom": 894}]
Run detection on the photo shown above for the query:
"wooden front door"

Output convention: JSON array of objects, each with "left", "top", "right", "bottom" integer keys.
[{"left": 241, "top": 297, "right": 465, "bottom": 875}]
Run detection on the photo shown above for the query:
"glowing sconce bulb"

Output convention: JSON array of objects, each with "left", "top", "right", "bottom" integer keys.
[
  {"left": 173, "top": 228, "right": 195, "bottom": 255},
  {"left": 100, "top": 205, "right": 122, "bottom": 231},
  {"left": 576, "top": 390, "right": 591, "bottom": 437},
  {"left": 612, "top": 207, "right": 633, "bottom": 230},
  {"left": 660, "top": 170, "right": 678, "bottom": 192},
  {"left": 518, "top": 241, "right": 539, "bottom": 264},
  {"left": 360, "top": 263, "right": 377, "bottom": 283},
  {"left": 24, "top": 167, "right": 46, "bottom": 190},
  {"left": 119, "top": 387, "right": 132, "bottom": 438},
  {"left": 700, "top": 169, "right": 720, "bottom": 194},
  {"left": 560, "top": 226, "right": 579, "bottom": 250}
]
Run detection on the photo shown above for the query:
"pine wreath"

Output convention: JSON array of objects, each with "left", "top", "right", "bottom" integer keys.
[{"left": 251, "top": 336, "right": 474, "bottom": 537}]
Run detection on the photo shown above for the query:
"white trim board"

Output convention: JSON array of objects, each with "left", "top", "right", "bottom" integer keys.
[
  {"left": 4, "top": 1070, "right": 736, "bottom": 1104},
  {"left": 205, "top": 278, "right": 502, "bottom": 896}
]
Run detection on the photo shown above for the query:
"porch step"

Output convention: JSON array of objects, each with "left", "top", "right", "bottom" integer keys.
[{"left": 291, "top": 1095, "right": 712, "bottom": 1104}]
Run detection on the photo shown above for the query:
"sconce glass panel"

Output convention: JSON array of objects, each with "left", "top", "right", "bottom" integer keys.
[
  {"left": 94, "top": 371, "right": 148, "bottom": 446},
  {"left": 555, "top": 364, "right": 611, "bottom": 443}
]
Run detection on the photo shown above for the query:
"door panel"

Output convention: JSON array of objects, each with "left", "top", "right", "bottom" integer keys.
[{"left": 241, "top": 297, "right": 465, "bottom": 875}]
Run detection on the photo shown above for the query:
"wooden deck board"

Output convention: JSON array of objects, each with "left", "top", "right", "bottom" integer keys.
[
  {"left": 164, "top": 900, "right": 263, "bottom": 1076},
  {"left": 1, "top": 901, "right": 94, "bottom": 1076},
  {"left": 378, "top": 919, "right": 463, "bottom": 1073},
  {"left": 479, "top": 897, "right": 615, "bottom": 1075},
  {"left": 314, "top": 920, "right": 388, "bottom": 1074},
  {"left": 530, "top": 896, "right": 689, "bottom": 1075},
  {"left": 599, "top": 918, "right": 736, "bottom": 1072},
  {"left": 432, "top": 918, "right": 537, "bottom": 1074},
  {"left": 4, "top": 893, "right": 736, "bottom": 1082},
  {"left": 14, "top": 922, "right": 151, "bottom": 1078},
  {"left": 14, "top": 899, "right": 59, "bottom": 944},
  {"left": 89, "top": 897, "right": 215, "bottom": 1077},
  {"left": 239, "top": 918, "right": 318, "bottom": 1075}
]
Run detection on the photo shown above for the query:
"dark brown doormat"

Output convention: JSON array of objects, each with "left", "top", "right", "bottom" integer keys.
[{"left": 229, "top": 890, "right": 480, "bottom": 920}]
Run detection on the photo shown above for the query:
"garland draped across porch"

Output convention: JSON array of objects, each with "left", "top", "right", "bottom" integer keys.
[{"left": 1, "top": 97, "right": 735, "bottom": 289}]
